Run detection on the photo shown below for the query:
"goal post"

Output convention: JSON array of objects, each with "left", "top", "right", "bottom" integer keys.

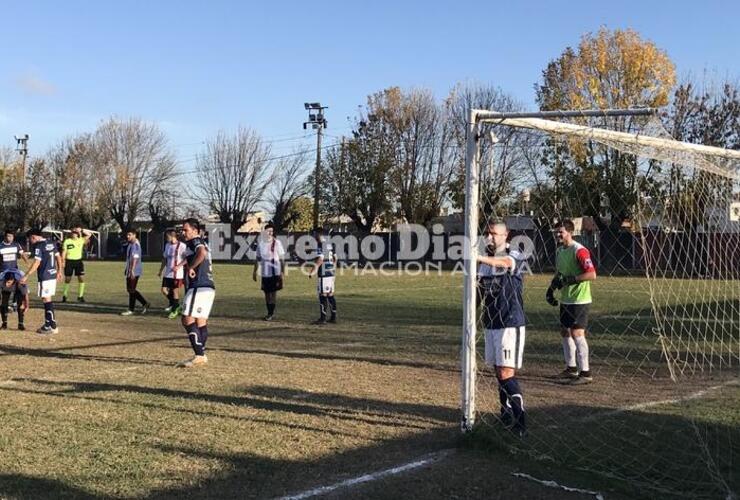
[{"left": 460, "top": 106, "right": 740, "bottom": 497}]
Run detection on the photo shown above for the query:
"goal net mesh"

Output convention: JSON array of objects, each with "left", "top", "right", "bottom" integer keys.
[{"left": 469, "top": 113, "right": 740, "bottom": 499}]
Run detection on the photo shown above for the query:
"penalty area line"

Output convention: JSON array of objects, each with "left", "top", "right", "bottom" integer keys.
[{"left": 276, "top": 449, "right": 454, "bottom": 500}]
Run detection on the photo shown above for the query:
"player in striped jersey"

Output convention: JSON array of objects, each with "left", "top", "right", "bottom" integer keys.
[
  {"left": 0, "top": 229, "right": 27, "bottom": 273},
  {"left": 253, "top": 222, "right": 285, "bottom": 321},
  {"left": 308, "top": 227, "right": 337, "bottom": 324},
  {"left": 158, "top": 229, "right": 188, "bottom": 319}
]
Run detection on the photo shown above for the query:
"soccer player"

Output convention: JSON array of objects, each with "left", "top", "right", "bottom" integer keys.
[
  {"left": 20, "top": 229, "right": 63, "bottom": 334},
  {"left": 477, "top": 220, "right": 527, "bottom": 437},
  {"left": 308, "top": 227, "right": 337, "bottom": 324},
  {"left": 121, "top": 230, "right": 150, "bottom": 316},
  {"left": 252, "top": 222, "right": 285, "bottom": 321},
  {"left": 61, "top": 225, "right": 91, "bottom": 303},
  {"left": 546, "top": 219, "right": 597, "bottom": 385},
  {"left": 177, "top": 218, "right": 215, "bottom": 368},
  {"left": 0, "top": 269, "right": 29, "bottom": 331},
  {"left": 158, "top": 229, "right": 187, "bottom": 319},
  {"left": 0, "top": 229, "right": 27, "bottom": 272}
]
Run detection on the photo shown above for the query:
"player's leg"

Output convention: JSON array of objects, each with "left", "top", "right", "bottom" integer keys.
[
  {"left": 131, "top": 277, "right": 150, "bottom": 312},
  {"left": 570, "top": 305, "right": 592, "bottom": 384},
  {"left": 313, "top": 279, "right": 328, "bottom": 324},
  {"left": 265, "top": 291, "right": 276, "bottom": 320},
  {"left": 0, "top": 291, "right": 9, "bottom": 329},
  {"left": 558, "top": 305, "right": 578, "bottom": 378},
  {"left": 325, "top": 277, "right": 336, "bottom": 322},
  {"left": 496, "top": 326, "right": 526, "bottom": 436},
  {"left": 123, "top": 277, "right": 136, "bottom": 314},
  {"left": 62, "top": 265, "right": 72, "bottom": 302},
  {"left": 76, "top": 263, "right": 86, "bottom": 302},
  {"left": 178, "top": 288, "right": 212, "bottom": 367},
  {"left": 14, "top": 292, "right": 25, "bottom": 330},
  {"left": 39, "top": 281, "right": 58, "bottom": 333}
]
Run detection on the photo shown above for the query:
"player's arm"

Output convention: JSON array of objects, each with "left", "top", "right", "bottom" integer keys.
[
  {"left": 82, "top": 229, "right": 92, "bottom": 244},
  {"left": 309, "top": 256, "right": 323, "bottom": 278},
  {"left": 158, "top": 254, "right": 166, "bottom": 277},
  {"left": 56, "top": 252, "right": 63, "bottom": 281},
  {"left": 21, "top": 257, "right": 40, "bottom": 285},
  {"left": 188, "top": 245, "right": 207, "bottom": 272},
  {"left": 568, "top": 248, "right": 597, "bottom": 284},
  {"left": 20, "top": 287, "right": 29, "bottom": 312},
  {"left": 476, "top": 255, "right": 515, "bottom": 269},
  {"left": 252, "top": 260, "right": 260, "bottom": 282},
  {"left": 61, "top": 243, "right": 67, "bottom": 267}
]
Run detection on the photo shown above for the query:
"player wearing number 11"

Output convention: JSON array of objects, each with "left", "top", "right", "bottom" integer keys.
[
  {"left": 477, "top": 220, "right": 527, "bottom": 437},
  {"left": 21, "top": 229, "right": 63, "bottom": 334}
]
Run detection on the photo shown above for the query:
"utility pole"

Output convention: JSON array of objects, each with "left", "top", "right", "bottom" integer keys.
[
  {"left": 14, "top": 134, "right": 29, "bottom": 180},
  {"left": 303, "top": 102, "right": 327, "bottom": 229}
]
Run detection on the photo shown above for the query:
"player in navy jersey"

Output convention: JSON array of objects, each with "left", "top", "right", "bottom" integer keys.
[
  {"left": 308, "top": 227, "right": 337, "bottom": 324},
  {"left": 0, "top": 229, "right": 28, "bottom": 272},
  {"left": 177, "top": 218, "right": 215, "bottom": 368},
  {"left": 477, "top": 220, "right": 527, "bottom": 437},
  {"left": 20, "top": 229, "right": 63, "bottom": 334},
  {"left": 0, "top": 269, "right": 29, "bottom": 331}
]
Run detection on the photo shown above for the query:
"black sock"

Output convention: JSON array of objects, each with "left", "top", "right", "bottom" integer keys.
[
  {"left": 0, "top": 306, "right": 7, "bottom": 324},
  {"left": 500, "top": 377, "right": 525, "bottom": 430},
  {"left": 44, "top": 302, "right": 56, "bottom": 328},
  {"left": 185, "top": 323, "right": 204, "bottom": 356},
  {"left": 318, "top": 296, "right": 327, "bottom": 320},
  {"left": 267, "top": 303, "right": 275, "bottom": 316},
  {"left": 328, "top": 296, "right": 337, "bottom": 319},
  {"left": 17, "top": 308, "right": 24, "bottom": 325},
  {"left": 128, "top": 293, "right": 136, "bottom": 311},
  {"left": 498, "top": 385, "right": 511, "bottom": 417},
  {"left": 199, "top": 325, "right": 208, "bottom": 350}
]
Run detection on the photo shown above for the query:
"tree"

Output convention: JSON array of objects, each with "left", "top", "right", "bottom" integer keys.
[
  {"left": 322, "top": 118, "right": 395, "bottom": 232},
  {"left": 92, "top": 117, "right": 177, "bottom": 233},
  {"left": 285, "top": 196, "right": 313, "bottom": 232},
  {"left": 367, "top": 87, "right": 455, "bottom": 225},
  {"left": 267, "top": 149, "right": 311, "bottom": 232},
  {"left": 194, "top": 127, "right": 272, "bottom": 233},
  {"left": 446, "top": 82, "right": 531, "bottom": 216},
  {"left": 535, "top": 28, "right": 677, "bottom": 226}
]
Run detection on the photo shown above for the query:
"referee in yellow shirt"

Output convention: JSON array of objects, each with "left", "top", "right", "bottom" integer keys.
[{"left": 62, "top": 225, "right": 91, "bottom": 303}]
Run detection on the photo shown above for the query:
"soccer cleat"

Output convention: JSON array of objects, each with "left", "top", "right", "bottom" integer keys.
[
  {"left": 311, "top": 318, "right": 327, "bottom": 325},
  {"left": 511, "top": 424, "right": 528, "bottom": 439},
  {"left": 77, "top": 297, "right": 86, "bottom": 303},
  {"left": 141, "top": 303, "right": 151, "bottom": 315},
  {"left": 120, "top": 310, "right": 134, "bottom": 316},
  {"left": 556, "top": 368, "right": 579, "bottom": 379},
  {"left": 167, "top": 309, "right": 179, "bottom": 320},
  {"left": 164, "top": 306, "right": 172, "bottom": 313},
  {"left": 570, "top": 375, "right": 594, "bottom": 385},
  {"left": 36, "top": 325, "right": 56, "bottom": 335},
  {"left": 176, "top": 355, "right": 208, "bottom": 368},
  {"left": 263, "top": 315, "right": 273, "bottom": 321},
  {"left": 0, "top": 323, "right": 7, "bottom": 330},
  {"left": 17, "top": 323, "right": 25, "bottom": 331},
  {"left": 62, "top": 296, "right": 67, "bottom": 303}
]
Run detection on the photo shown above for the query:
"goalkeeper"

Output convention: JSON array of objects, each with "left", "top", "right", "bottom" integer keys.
[{"left": 546, "top": 219, "right": 597, "bottom": 385}]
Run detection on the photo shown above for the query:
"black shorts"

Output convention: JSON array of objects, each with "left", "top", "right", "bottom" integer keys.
[
  {"left": 161, "top": 277, "right": 184, "bottom": 289},
  {"left": 64, "top": 260, "right": 85, "bottom": 277},
  {"left": 560, "top": 303, "right": 590, "bottom": 330},
  {"left": 261, "top": 275, "right": 283, "bottom": 293}
]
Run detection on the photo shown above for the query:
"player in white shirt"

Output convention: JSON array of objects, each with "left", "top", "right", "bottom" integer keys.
[
  {"left": 252, "top": 222, "right": 285, "bottom": 321},
  {"left": 158, "top": 229, "right": 188, "bottom": 319}
]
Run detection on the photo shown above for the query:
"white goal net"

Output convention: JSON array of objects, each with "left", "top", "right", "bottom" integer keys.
[{"left": 461, "top": 109, "right": 740, "bottom": 498}]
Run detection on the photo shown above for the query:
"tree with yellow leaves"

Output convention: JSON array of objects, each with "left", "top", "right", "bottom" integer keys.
[{"left": 535, "top": 28, "right": 677, "bottom": 229}]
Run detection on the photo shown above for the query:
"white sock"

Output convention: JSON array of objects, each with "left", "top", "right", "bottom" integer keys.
[
  {"left": 574, "top": 335, "right": 590, "bottom": 372},
  {"left": 562, "top": 337, "right": 576, "bottom": 368}
]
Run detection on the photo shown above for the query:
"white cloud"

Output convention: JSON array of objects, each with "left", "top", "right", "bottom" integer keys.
[{"left": 15, "top": 74, "right": 57, "bottom": 96}]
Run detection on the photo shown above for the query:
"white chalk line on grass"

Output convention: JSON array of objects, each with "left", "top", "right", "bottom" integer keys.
[
  {"left": 276, "top": 449, "right": 454, "bottom": 500},
  {"left": 512, "top": 472, "right": 604, "bottom": 500}
]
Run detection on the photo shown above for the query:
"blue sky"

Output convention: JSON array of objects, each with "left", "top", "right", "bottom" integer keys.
[{"left": 1, "top": 0, "right": 738, "bottom": 166}]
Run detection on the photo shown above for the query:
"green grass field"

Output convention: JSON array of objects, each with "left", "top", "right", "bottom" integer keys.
[{"left": 0, "top": 261, "right": 737, "bottom": 499}]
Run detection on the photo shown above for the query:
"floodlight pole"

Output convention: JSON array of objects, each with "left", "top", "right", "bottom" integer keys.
[
  {"left": 303, "top": 103, "right": 328, "bottom": 229},
  {"left": 15, "top": 134, "right": 29, "bottom": 180}
]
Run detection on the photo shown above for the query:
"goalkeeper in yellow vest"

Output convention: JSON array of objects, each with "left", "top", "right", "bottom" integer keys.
[
  {"left": 546, "top": 219, "right": 597, "bottom": 385},
  {"left": 61, "top": 225, "right": 91, "bottom": 303}
]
